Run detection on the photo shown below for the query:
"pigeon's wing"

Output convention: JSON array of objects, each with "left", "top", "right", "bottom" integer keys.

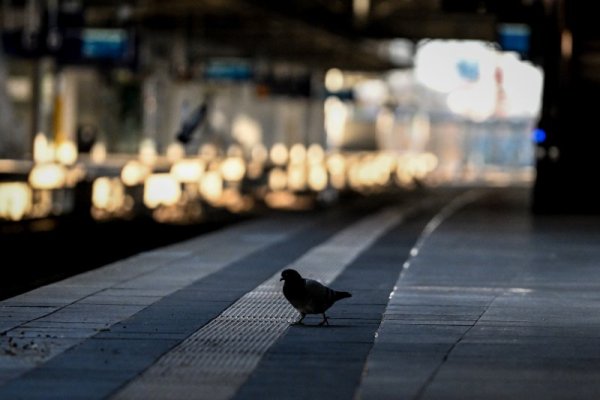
[{"left": 304, "top": 279, "right": 336, "bottom": 313}]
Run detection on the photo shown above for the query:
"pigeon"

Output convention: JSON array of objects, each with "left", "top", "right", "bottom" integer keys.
[{"left": 280, "top": 268, "right": 352, "bottom": 326}]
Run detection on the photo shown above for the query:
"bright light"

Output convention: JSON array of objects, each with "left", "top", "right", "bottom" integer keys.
[
  {"left": 327, "top": 152, "right": 347, "bottom": 189},
  {"left": 56, "top": 141, "right": 78, "bottom": 165},
  {"left": 498, "top": 53, "right": 544, "bottom": 117},
  {"left": 144, "top": 173, "right": 181, "bottom": 208},
  {"left": 287, "top": 164, "right": 307, "bottom": 191},
  {"left": 139, "top": 138, "right": 157, "bottom": 165},
  {"left": 92, "top": 177, "right": 111, "bottom": 209},
  {"left": 307, "top": 144, "right": 325, "bottom": 164},
  {"left": 232, "top": 114, "right": 262, "bottom": 148},
  {"left": 268, "top": 168, "right": 287, "bottom": 191},
  {"left": 33, "top": 134, "right": 54, "bottom": 163},
  {"left": 270, "top": 143, "right": 288, "bottom": 166},
  {"left": 289, "top": 143, "right": 306, "bottom": 164},
  {"left": 415, "top": 40, "right": 496, "bottom": 93},
  {"left": 92, "top": 177, "right": 125, "bottom": 211},
  {"left": 29, "top": 163, "right": 67, "bottom": 189},
  {"left": 325, "top": 68, "right": 344, "bottom": 92},
  {"left": 200, "top": 171, "right": 223, "bottom": 204},
  {"left": 0, "top": 182, "right": 32, "bottom": 221},
  {"left": 308, "top": 165, "right": 328, "bottom": 191},
  {"left": 171, "top": 159, "right": 205, "bottom": 183},
  {"left": 326, "top": 152, "right": 346, "bottom": 175},
  {"left": 166, "top": 142, "right": 185, "bottom": 163},
  {"left": 396, "top": 152, "right": 439, "bottom": 182},
  {"left": 121, "top": 160, "right": 150, "bottom": 186},
  {"left": 220, "top": 157, "right": 246, "bottom": 182},
  {"left": 324, "top": 96, "right": 348, "bottom": 148},
  {"left": 446, "top": 81, "right": 496, "bottom": 122},
  {"left": 325, "top": 153, "right": 349, "bottom": 189},
  {"left": 353, "top": 79, "right": 388, "bottom": 105},
  {"left": 90, "top": 142, "right": 107, "bottom": 163}
]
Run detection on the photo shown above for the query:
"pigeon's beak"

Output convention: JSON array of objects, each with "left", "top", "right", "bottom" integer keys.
[{"left": 280, "top": 277, "right": 284, "bottom": 281}]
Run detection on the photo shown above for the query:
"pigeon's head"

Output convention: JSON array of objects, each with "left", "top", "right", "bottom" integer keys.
[{"left": 280, "top": 269, "right": 303, "bottom": 282}]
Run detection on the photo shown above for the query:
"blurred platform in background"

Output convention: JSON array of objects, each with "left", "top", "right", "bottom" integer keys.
[{"left": 1, "top": 186, "right": 599, "bottom": 400}]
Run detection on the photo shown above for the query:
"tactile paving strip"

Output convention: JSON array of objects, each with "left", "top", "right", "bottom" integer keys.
[
  {"left": 111, "top": 206, "right": 410, "bottom": 400},
  {"left": 0, "top": 217, "right": 309, "bottom": 387}
]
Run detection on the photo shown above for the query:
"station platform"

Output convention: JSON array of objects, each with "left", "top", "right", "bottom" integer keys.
[{"left": 1, "top": 186, "right": 599, "bottom": 400}]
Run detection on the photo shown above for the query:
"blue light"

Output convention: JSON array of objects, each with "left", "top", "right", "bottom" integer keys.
[
  {"left": 533, "top": 128, "right": 546, "bottom": 143},
  {"left": 456, "top": 60, "right": 479, "bottom": 81}
]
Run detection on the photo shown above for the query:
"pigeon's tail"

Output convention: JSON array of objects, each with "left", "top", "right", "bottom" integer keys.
[{"left": 334, "top": 291, "right": 352, "bottom": 301}]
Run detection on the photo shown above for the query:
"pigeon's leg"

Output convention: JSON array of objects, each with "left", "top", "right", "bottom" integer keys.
[
  {"left": 318, "top": 313, "right": 329, "bottom": 326},
  {"left": 293, "top": 313, "right": 306, "bottom": 325}
]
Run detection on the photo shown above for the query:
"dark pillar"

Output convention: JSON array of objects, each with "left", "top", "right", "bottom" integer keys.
[{"left": 533, "top": 0, "right": 600, "bottom": 213}]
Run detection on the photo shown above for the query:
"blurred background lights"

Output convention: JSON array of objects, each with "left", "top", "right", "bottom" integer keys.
[
  {"left": 287, "top": 164, "right": 307, "bottom": 191},
  {"left": 308, "top": 165, "right": 328, "bottom": 191},
  {"left": 325, "top": 68, "right": 344, "bottom": 92},
  {"left": 307, "top": 144, "right": 325, "bottom": 164},
  {"left": 415, "top": 40, "right": 496, "bottom": 93},
  {"left": 0, "top": 182, "right": 32, "bottom": 221},
  {"left": 144, "top": 173, "right": 182, "bottom": 208},
  {"left": 220, "top": 157, "right": 246, "bottom": 182},
  {"left": 33, "top": 134, "right": 54, "bottom": 163},
  {"left": 0, "top": 16, "right": 545, "bottom": 224},
  {"left": 121, "top": 160, "right": 150, "bottom": 186},
  {"left": 353, "top": 79, "right": 388, "bottom": 105},
  {"left": 324, "top": 96, "right": 348, "bottom": 148},
  {"left": 270, "top": 143, "right": 288, "bottom": 166},
  {"left": 268, "top": 168, "right": 287, "bottom": 191},
  {"left": 28, "top": 163, "right": 67, "bottom": 189},
  {"left": 166, "top": 142, "right": 185, "bottom": 163},
  {"left": 171, "top": 159, "right": 205, "bottom": 183},
  {"left": 55, "top": 141, "right": 78, "bottom": 165},
  {"left": 232, "top": 114, "right": 262, "bottom": 149},
  {"left": 92, "top": 177, "right": 126, "bottom": 212},
  {"left": 139, "top": 138, "right": 157, "bottom": 165},
  {"left": 90, "top": 142, "right": 107, "bottom": 163},
  {"left": 289, "top": 143, "right": 306, "bottom": 164},
  {"left": 200, "top": 170, "right": 223, "bottom": 204}
]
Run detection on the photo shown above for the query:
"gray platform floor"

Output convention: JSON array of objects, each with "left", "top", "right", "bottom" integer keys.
[{"left": 1, "top": 187, "right": 599, "bottom": 400}]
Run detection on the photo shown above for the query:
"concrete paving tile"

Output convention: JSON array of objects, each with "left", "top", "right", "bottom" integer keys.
[
  {"left": 3, "top": 285, "right": 100, "bottom": 306},
  {"left": 422, "top": 379, "right": 600, "bottom": 400},
  {"left": 0, "top": 376, "right": 128, "bottom": 400}
]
